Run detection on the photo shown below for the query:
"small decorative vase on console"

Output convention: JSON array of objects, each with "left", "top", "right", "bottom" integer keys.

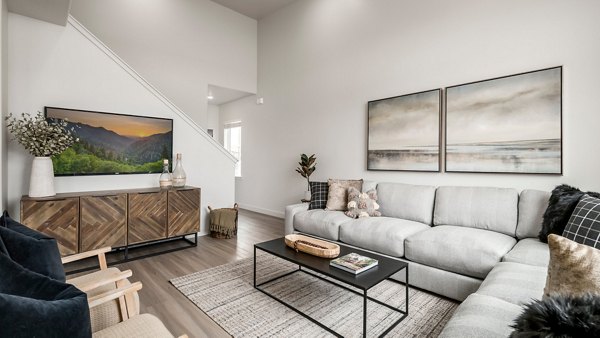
[{"left": 172, "top": 153, "right": 187, "bottom": 188}]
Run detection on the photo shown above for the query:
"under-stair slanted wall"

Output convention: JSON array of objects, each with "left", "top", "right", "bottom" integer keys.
[{"left": 6, "top": 13, "right": 236, "bottom": 234}]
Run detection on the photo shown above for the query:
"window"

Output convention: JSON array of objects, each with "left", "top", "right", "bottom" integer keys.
[{"left": 224, "top": 121, "right": 242, "bottom": 177}]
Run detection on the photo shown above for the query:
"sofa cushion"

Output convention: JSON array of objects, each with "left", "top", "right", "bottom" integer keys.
[
  {"left": 477, "top": 262, "right": 547, "bottom": 306},
  {"left": 376, "top": 182, "right": 436, "bottom": 225},
  {"left": 562, "top": 194, "right": 600, "bottom": 249},
  {"left": 0, "top": 253, "right": 92, "bottom": 338},
  {"left": 325, "top": 179, "right": 363, "bottom": 211},
  {"left": 308, "top": 181, "right": 328, "bottom": 210},
  {"left": 405, "top": 225, "right": 517, "bottom": 279},
  {"left": 293, "top": 210, "right": 350, "bottom": 240},
  {"left": 544, "top": 234, "right": 600, "bottom": 297},
  {"left": 339, "top": 217, "right": 429, "bottom": 257},
  {"left": 433, "top": 186, "right": 518, "bottom": 236},
  {"left": 438, "top": 293, "right": 522, "bottom": 338},
  {"left": 0, "top": 212, "right": 66, "bottom": 282},
  {"left": 502, "top": 238, "right": 549, "bottom": 267},
  {"left": 511, "top": 293, "right": 600, "bottom": 338},
  {"left": 517, "top": 189, "right": 550, "bottom": 239}
]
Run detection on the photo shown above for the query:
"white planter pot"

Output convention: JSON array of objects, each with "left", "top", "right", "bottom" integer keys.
[
  {"left": 304, "top": 190, "right": 312, "bottom": 201},
  {"left": 29, "top": 157, "right": 56, "bottom": 198}
]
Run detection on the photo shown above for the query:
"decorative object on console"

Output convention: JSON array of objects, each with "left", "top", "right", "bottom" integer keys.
[
  {"left": 5, "top": 112, "right": 77, "bottom": 197},
  {"left": 172, "top": 153, "right": 187, "bottom": 187},
  {"left": 208, "top": 204, "right": 239, "bottom": 239},
  {"left": 325, "top": 179, "right": 363, "bottom": 211},
  {"left": 345, "top": 187, "right": 381, "bottom": 218},
  {"left": 284, "top": 234, "right": 340, "bottom": 258},
  {"left": 46, "top": 107, "right": 173, "bottom": 176},
  {"left": 446, "top": 66, "right": 562, "bottom": 174},
  {"left": 159, "top": 159, "right": 172, "bottom": 188},
  {"left": 510, "top": 293, "right": 600, "bottom": 338},
  {"left": 544, "top": 234, "right": 600, "bottom": 297},
  {"left": 308, "top": 181, "right": 328, "bottom": 210},
  {"left": 295, "top": 153, "right": 316, "bottom": 201},
  {"left": 539, "top": 184, "right": 600, "bottom": 243},
  {"left": 562, "top": 194, "right": 600, "bottom": 249},
  {"left": 368, "top": 89, "right": 441, "bottom": 172}
]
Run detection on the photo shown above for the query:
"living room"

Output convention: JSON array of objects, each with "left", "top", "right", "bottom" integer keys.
[{"left": 1, "top": 0, "right": 599, "bottom": 337}]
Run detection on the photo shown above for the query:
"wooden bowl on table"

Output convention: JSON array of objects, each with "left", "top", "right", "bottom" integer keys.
[{"left": 284, "top": 234, "right": 340, "bottom": 258}]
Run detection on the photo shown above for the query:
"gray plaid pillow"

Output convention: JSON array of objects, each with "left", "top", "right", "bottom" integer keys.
[
  {"left": 308, "top": 182, "right": 328, "bottom": 210},
  {"left": 563, "top": 194, "right": 600, "bottom": 249}
]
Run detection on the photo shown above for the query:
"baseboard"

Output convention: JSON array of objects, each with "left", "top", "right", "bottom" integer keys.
[{"left": 236, "top": 203, "right": 285, "bottom": 219}]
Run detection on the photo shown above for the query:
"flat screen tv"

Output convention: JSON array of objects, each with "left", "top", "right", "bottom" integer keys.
[{"left": 45, "top": 107, "right": 173, "bottom": 176}]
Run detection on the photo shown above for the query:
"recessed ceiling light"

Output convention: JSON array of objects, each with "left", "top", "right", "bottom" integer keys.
[{"left": 207, "top": 95, "right": 214, "bottom": 100}]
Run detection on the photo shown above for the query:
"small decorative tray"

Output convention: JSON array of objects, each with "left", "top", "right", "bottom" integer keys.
[{"left": 284, "top": 234, "right": 340, "bottom": 258}]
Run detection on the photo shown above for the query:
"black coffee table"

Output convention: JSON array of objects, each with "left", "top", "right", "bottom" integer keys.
[{"left": 254, "top": 237, "right": 409, "bottom": 337}]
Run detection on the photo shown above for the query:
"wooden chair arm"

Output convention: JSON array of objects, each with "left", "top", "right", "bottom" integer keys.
[
  {"left": 88, "top": 281, "right": 143, "bottom": 309},
  {"left": 69, "top": 269, "right": 133, "bottom": 293},
  {"left": 62, "top": 246, "right": 111, "bottom": 269}
]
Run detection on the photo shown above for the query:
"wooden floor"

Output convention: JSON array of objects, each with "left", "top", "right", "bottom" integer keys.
[{"left": 94, "top": 209, "right": 283, "bottom": 337}]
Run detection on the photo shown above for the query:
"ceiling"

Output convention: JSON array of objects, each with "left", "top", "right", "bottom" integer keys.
[
  {"left": 7, "top": 0, "right": 71, "bottom": 26},
  {"left": 210, "top": 0, "right": 297, "bottom": 19},
  {"left": 208, "top": 84, "right": 253, "bottom": 105}
]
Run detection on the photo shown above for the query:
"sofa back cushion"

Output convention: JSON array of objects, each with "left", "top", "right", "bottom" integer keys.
[
  {"left": 0, "top": 253, "right": 92, "bottom": 338},
  {"left": 0, "top": 211, "right": 66, "bottom": 282},
  {"left": 377, "top": 182, "right": 436, "bottom": 225},
  {"left": 434, "top": 186, "right": 518, "bottom": 236},
  {"left": 517, "top": 189, "right": 551, "bottom": 239}
]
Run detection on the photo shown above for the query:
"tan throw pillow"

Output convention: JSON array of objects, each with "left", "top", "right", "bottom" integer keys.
[
  {"left": 544, "top": 234, "right": 600, "bottom": 297},
  {"left": 325, "top": 179, "right": 363, "bottom": 211}
]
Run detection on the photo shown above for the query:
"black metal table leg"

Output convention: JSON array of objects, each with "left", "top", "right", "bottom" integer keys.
[
  {"left": 254, "top": 248, "right": 409, "bottom": 338},
  {"left": 364, "top": 289, "right": 368, "bottom": 338},
  {"left": 405, "top": 266, "right": 409, "bottom": 315}
]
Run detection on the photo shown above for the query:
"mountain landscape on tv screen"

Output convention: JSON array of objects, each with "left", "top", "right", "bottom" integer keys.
[{"left": 50, "top": 119, "right": 172, "bottom": 175}]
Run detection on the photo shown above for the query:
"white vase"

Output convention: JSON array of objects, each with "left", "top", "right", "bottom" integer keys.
[
  {"left": 304, "top": 190, "right": 312, "bottom": 201},
  {"left": 29, "top": 157, "right": 56, "bottom": 197}
]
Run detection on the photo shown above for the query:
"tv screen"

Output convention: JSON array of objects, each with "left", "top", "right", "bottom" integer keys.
[{"left": 45, "top": 107, "right": 173, "bottom": 176}]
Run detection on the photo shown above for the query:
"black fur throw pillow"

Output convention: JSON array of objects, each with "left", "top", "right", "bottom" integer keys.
[
  {"left": 510, "top": 293, "right": 600, "bottom": 338},
  {"left": 539, "top": 185, "right": 600, "bottom": 243}
]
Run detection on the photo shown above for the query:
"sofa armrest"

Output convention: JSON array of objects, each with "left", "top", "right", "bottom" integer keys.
[{"left": 284, "top": 203, "right": 309, "bottom": 235}]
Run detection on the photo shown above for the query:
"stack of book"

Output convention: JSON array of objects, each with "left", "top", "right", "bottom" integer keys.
[{"left": 330, "top": 253, "right": 378, "bottom": 274}]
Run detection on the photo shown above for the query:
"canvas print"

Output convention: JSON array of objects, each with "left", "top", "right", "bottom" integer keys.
[
  {"left": 445, "top": 67, "right": 562, "bottom": 174},
  {"left": 46, "top": 107, "right": 173, "bottom": 176},
  {"left": 368, "top": 89, "right": 441, "bottom": 171}
]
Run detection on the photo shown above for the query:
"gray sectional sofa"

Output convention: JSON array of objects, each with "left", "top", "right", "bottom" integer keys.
[{"left": 284, "top": 182, "right": 552, "bottom": 337}]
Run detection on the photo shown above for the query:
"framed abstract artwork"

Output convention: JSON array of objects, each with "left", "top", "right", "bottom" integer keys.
[
  {"left": 368, "top": 89, "right": 441, "bottom": 171},
  {"left": 445, "top": 66, "right": 562, "bottom": 174}
]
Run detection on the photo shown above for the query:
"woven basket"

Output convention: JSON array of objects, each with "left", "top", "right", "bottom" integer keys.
[
  {"left": 284, "top": 234, "right": 340, "bottom": 258},
  {"left": 208, "top": 203, "right": 239, "bottom": 239}
]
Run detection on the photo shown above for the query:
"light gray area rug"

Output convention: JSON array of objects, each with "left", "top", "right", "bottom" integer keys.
[{"left": 171, "top": 253, "right": 458, "bottom": 337}]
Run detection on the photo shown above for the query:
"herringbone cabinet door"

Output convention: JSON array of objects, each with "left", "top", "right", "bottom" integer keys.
[
  {"left": 80, "top": 194, "right": 127, "bottom": 251},
  {"left": 128, "top": 191, "right": 167, "bottom": 245},
  {"left": 20, "top": 198, "right": 79, "bottom": 256},
  {"left": 168, "top": 188, "right": 200, "bottom": 237}
]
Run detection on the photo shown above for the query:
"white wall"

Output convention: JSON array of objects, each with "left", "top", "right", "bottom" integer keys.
[
  {"left": 0, "top": 0, "right": 7, "bottom": 210},
  {"left": 207, "top": 104, "right": 220, "bottom": 143},
  {"left": 70, "top": 0, "right": 257, "bottom": 128},
  {"left": 222, "top": 0, "right": 600, "bottom": 217},
  {"left": 6, "top": 13, "right": 236, "bottom": 234}
]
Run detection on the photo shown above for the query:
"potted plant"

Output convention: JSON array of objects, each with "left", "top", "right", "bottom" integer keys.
[
  {"left": 5, "top": 112, "right": 78, "bottom": 197},
  {"left": 295, "top": 153, "right": 316, "bottom": 201}
]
